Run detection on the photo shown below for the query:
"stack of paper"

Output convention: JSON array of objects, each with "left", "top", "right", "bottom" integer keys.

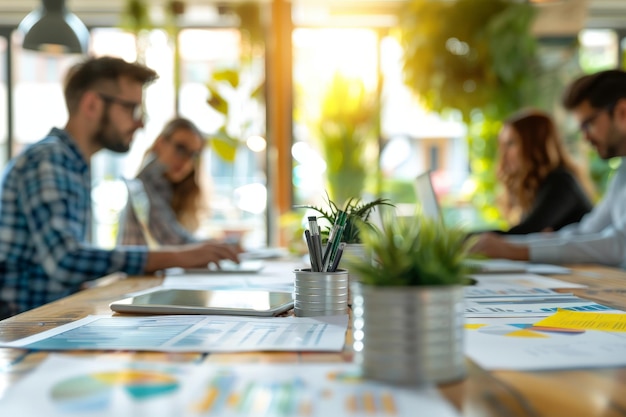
[{"left": 462, "top": 265, "right": 626, "bottom": 371}]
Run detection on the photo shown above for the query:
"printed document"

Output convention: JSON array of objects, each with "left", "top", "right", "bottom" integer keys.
[
  {"left": 465, "top": 316, "right": 626, "bottom": 370},
  {"left": 1, "top": 314, "right": 348, "bottom": 353},
  {"left": 0, "top": 355, "right": 462, "bottom": 417}
]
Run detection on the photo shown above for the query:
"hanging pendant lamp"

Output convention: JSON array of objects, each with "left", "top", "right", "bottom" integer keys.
[{"left": 18, "top": 0, "right": 89, "bottom": 54}]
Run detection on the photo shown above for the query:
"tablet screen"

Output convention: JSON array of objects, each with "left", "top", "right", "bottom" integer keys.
[{"left": 110, "top": 289, "right": 294, "bottom": 317}]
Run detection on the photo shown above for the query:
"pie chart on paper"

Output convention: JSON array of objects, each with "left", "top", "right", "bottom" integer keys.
[{"left": 50, "top": 369, "right": 180, "bottom": 412}]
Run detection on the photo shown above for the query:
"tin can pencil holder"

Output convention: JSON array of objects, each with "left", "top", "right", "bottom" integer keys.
[{"left": 293, "top": 268, "right": 349, "bottom": 317}]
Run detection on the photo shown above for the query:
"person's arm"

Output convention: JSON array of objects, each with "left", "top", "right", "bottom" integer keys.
[
  {"left": 500, "top": 162, "right": 625, "bottom": 243},
  {"left": 143, "top": 241, "right": 242, "bottom": 272},
  {"left": 474, "top": 209, "right": 626, "bottom": 268},
  {"left": 470, "top": 233, "right": 530, "bottom": 260},
  {"left": 529, "top": 229, "right": 626, "bottom": 267},
  {"left": 20, "top": 156, "right": 242, "bottom": 281},
  {"left": 528, "top": 162, "right": 626, "bottom": 266},
  {"left": 505, "top": 171, "right": 591, "bottom": 235},
  {"left": 19, "top": 153, "right": 147, "bottom": 285},
  {"left": 471, "top": 227, "right": 626, "bottom": 267}
]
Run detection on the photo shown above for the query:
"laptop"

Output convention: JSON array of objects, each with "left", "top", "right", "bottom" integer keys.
[
  {"left": 414, "top": 170, "right": 443, "bottom": 221},
  {"left": 168, "top": 260, "right": 266, "bottom": 275},
  {"left": 413, "top": 171, "right": 570, "bottom": 275}
]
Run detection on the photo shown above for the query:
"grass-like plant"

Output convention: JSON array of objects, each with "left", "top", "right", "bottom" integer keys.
[
  {"left": 295, "top": 195, "right": 394, "bottom": 244},
  {"left": 348, "top": 212, "right": 473, "bottom": 286}
]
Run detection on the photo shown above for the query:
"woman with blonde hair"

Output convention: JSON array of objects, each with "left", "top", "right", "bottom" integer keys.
[
  {"left": 119, "top": 117, "right": 208, "bottom": 246},
  {"left": 495, "top": 108, "right": 593, "bottom": 234}
]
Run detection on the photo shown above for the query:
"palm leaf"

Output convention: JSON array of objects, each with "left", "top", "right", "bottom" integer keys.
[{"left": 294, "top": 194, "right": 393, "bottom": 243}]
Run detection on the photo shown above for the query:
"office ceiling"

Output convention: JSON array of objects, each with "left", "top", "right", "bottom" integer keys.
[{"left": 0, "top": 0, "right": 624, "bottom": 31}]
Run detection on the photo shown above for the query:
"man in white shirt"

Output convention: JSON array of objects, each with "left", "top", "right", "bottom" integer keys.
[{"left": 471, "top": 69, "right": 626, "bottom": 268}]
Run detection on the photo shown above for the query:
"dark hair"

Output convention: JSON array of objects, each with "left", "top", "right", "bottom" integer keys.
[
  {"left": 497, "top": 108, "right": 594, "bottom": 218},
  {"left": 64, "top": 56, "right": 158, "bottom": 113},
  {"left": 562, "top": 69, "right": 626, "bottom": 110}
]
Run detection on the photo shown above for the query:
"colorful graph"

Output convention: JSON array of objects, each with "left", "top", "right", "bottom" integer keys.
[
  {"left": 51, "top": 369, "right": 180, "bottom": 413},
  {"left": 191, "top": 371, "right": 311, "bottom": 416},
  {"left": 189, "top": 369, "right": 402, "bottom": 417},
  {"left": 1, "top": 356, "right": 458, "bottom": 417},
  {"left": 466, "top": 323, "right": 585, "bottom": 338}
]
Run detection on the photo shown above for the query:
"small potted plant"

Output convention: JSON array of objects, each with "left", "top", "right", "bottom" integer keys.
[
  {"left": 295, "top": 195, "right": 394, "bottom": 293},
  {"left": 296, "top": 194, "right": 393, "bottom": 244},
  {"left": 348, "top": 211, "right": 473, "bottom": 386}
]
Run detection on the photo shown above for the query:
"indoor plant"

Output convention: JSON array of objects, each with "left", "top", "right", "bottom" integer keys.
[
  {"left": 302, "top": 72, "right": 380, "bottom": 208},
  {"left": 296, "top": 194, "right": 393, "bottom": 244},
  {"left": 397, "top": 0, "right": 540, "bottom": 226},
  {"left": 348, "top": 211, "right": 473, "bottom": 385},
  {"left": 296, "top": 195, "right": 394, "bottom": 300}
]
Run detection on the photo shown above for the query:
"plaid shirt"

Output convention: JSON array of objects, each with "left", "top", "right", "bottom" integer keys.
[
  {"left": 0, "top": 128, "right": 147, "bottom": 314},
  {"left": 118, "top": 155, "right": 198, "bottom": 246}
]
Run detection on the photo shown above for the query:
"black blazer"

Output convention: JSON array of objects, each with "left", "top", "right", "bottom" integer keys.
[{"left": 502, "top": 167, "right": 593, "bottom": 235}]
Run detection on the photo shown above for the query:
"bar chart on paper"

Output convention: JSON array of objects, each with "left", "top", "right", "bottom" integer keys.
[
  {"left": 187, "top": 364, "right": 461, "bottom": 417},
  {"left": 464, "top": 295, "right": 616, "bottom": 317},
  {"left": 0, "top": 356, "right": 461, "bottom": 417},
  {"left": 192, "top": 373, "right": 398, "bottom": 416},
  {"left": 2, "top": 315, "right": 349, "bottom": 352}
]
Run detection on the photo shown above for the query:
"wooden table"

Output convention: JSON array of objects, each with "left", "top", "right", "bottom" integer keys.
[{"left": 1, "top": 264, "right": 626, "bottom": 416}]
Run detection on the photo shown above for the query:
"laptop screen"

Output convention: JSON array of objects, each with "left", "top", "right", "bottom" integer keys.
[{"left": 414, "top": 171, "right": 442, "bottom": 221}]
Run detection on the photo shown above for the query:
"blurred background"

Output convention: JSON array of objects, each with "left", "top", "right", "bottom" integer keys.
[{"left": 0, "top": 0, "right": 623, "bottom": 251}]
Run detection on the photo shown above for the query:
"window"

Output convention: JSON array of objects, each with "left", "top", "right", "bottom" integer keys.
[{"left": 6, "top": 26, "right": 267, "bottom": 249}]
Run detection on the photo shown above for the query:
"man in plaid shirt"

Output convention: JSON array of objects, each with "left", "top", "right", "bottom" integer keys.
[{"left": 0, "top": 57, "right": 240, "bottom": 317}]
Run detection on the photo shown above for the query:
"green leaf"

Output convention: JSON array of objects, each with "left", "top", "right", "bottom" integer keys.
[
  {"left": 294, "top": 194, "right": 394, "bottom": 244},
  {"left": 347, "top": 211, "right": 472, "bottom": 287},
  {"left": 210, "top": 128, "right": 238, "bottom": 162},
  {"left": 206, "top": 85, "right": 229, "bottom": 115},
  {"left": 251, "top": 80, "right": 265, "bottom": 100},
  {"left": 212, "top": 69, "right": 240, "bottom": 88}
]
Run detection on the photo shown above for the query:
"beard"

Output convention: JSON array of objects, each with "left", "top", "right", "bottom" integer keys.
[
  {"left": 93, "top": 107, "right": 132, "bottom": 153},
  {"left": 600, "top": 124, "right": 626, "bottom": 159}
]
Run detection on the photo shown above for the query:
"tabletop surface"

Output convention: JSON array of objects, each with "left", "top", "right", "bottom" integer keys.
[{"left": 1, "top": 263, "right": 626, "bottom": 417}]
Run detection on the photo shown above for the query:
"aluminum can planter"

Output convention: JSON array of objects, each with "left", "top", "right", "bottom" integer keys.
[{"left": 351, "top": 282, "right": 465, "bottom": 385}]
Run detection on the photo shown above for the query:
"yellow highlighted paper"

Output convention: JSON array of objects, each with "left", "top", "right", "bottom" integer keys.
[
  {"left": 534, "top": 309, "right": 626, "bottom": 332},
  {"left": 506, "top": 329, "right": 549, "bottom": 338},
  {"left": 464, "top": 324, "right": 487, "bottom": 330}
]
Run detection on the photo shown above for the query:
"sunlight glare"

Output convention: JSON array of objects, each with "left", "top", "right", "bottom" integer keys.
[
  {"left": 246, "top": 135, "right": 267, "bottom": 152},
  {"left": 294, "top": 28, "right": 378, "bottom": 89},
  {"left": 234, "top": 183, "right": 267, "bottom": 214}
]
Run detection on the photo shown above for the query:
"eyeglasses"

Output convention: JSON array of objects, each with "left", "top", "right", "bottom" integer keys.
[
  {"left": 164, "top": 135, "right": 202, "bottom": 161},
  {"left": 97, "top": 93, "right": 144, "bottom": 122},
  {"left": 580, "top": 103, "right": 615, "bottom": 134}
]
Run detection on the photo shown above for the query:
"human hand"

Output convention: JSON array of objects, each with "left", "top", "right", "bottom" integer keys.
[
  {"left": 144, "top": 241, "right": 244, "bottom": 273},
  {"left": 192, "top": 241, "right": 243, "bottom": 267},
  {"left": 469, "top": 232, "right": 530, "bottom": 261}
]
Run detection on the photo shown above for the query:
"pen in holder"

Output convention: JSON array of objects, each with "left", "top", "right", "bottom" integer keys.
[{"left": 293, "top": 268, "right": 349, "bottom": 317}]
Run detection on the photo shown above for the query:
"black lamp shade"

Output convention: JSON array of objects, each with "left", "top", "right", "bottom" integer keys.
[{"left": 18, "top": 0, "right": 89, "bottom": 54}]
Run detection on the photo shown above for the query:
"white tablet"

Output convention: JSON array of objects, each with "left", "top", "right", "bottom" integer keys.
[{"left": 110, "top": 289, "right": 294, "bottom": 317}]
